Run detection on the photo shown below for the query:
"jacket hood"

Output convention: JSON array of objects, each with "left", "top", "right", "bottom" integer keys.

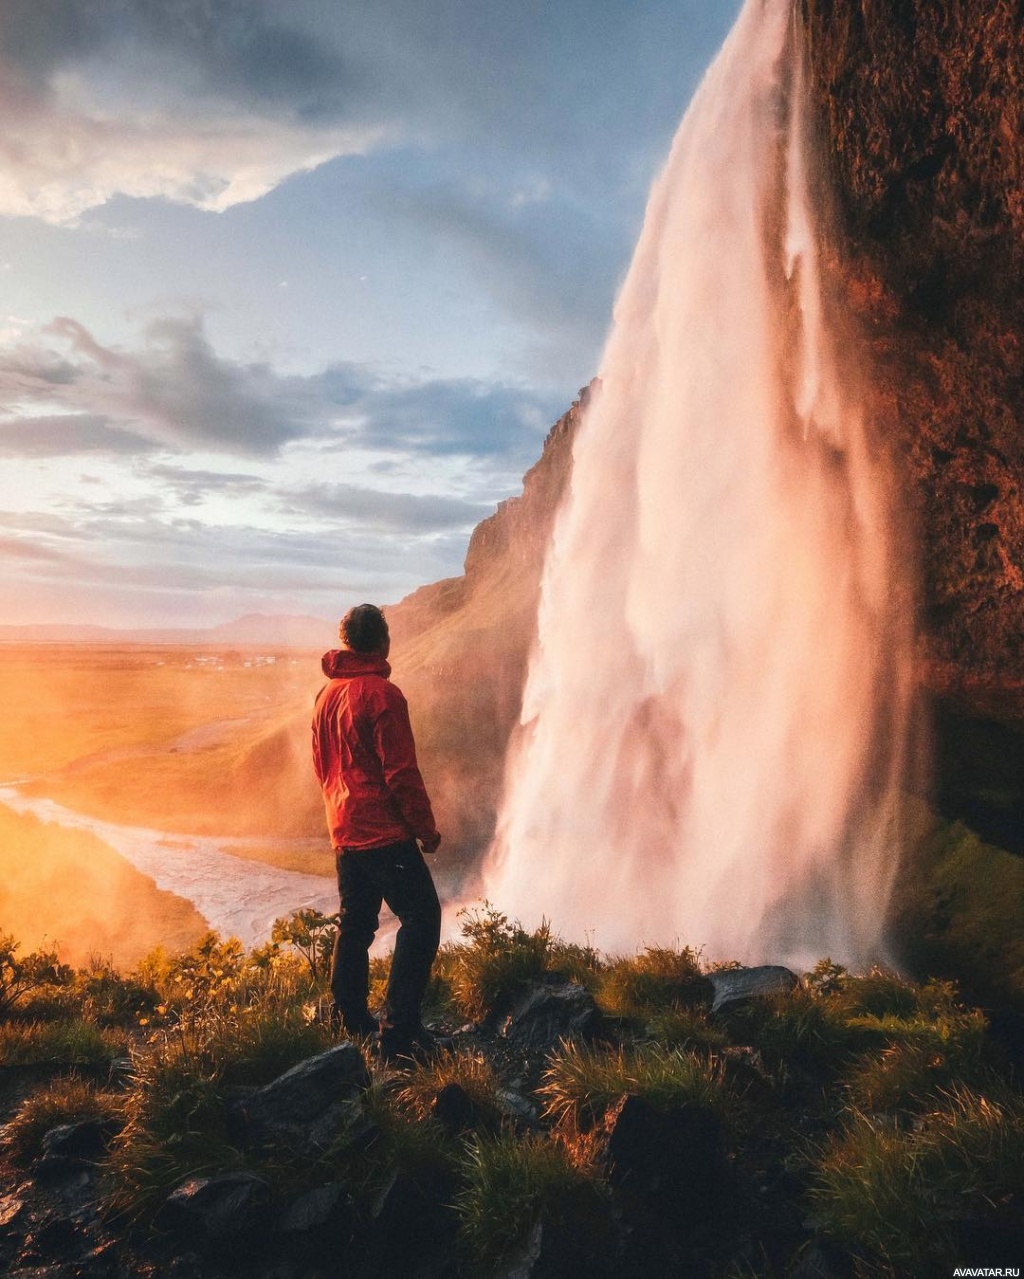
[{"left": 321, "top": 648, "right": 392, "bottom": 680}]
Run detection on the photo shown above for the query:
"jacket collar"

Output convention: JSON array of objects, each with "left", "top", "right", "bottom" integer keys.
[{"left": 321, "top": 648, "right": 391, "bottom": 680}]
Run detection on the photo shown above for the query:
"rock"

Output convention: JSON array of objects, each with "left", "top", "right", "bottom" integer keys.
[
  {"left": 368, "top": 1168, "right": 457, "bottom": 1276},
  {"left": 502, "top": 982, "right": 603, "bottom": 1052},
  {"left": 430, "top": 1082, "right": 477, "bottom": 1134},
  {"left": 495, "top": 1087, "right": 540, "bottom": 1127},
  {"left": 0, "top": 1191, "right": 27, "bottom": 1234},
  {"left": 280, "top": 1181, "right": 354, "bottom": 1249},
  {"left": 231, "top": 1042, "right": 372, "bottom": 1156},
  {"left": 35, "top": 1118, "right": 119, "bottom": 1173},
  {"left": 709, "top": 965, "right": 799, "bottom": 1012},
  {"left": 163, "top": 1172, "right": 272, "bottom": 1247},
  {"left": 601, "top": 1093, "right": 730, "bottom": 1227}
]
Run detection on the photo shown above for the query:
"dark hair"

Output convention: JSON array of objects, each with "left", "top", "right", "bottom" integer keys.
[{"left": 340, "top": 603, "right": 389, "bottom": 653}]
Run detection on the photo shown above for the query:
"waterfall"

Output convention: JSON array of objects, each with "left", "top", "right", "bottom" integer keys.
[{"left": 482, "top": 0, "right": 916, "bottom": 970}]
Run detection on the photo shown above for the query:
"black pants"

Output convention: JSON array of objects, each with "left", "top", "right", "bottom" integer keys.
[{"left": 331, "top": 838, "right": 441, "bottom": 1034}]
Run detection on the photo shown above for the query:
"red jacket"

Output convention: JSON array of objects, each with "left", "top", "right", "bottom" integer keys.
[{"left": 312, "top": 649, "right": 439, "bottom": 853}]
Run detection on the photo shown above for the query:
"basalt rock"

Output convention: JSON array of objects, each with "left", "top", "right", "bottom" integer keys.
[
  {"left": 709, "top": 965, "right": 800, "bottom": 1012},
  {"left": 502, "top": 980, "right": 604, "bottom": 1053},
  {"left": 230, "top": 1042, "right": 373, "bottom": 1157},
  {"left": 163, "top": 1172, "right": 272, "bottom": 1249}
]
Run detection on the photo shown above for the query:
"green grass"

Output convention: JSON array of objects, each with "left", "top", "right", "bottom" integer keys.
[
  {"left": 456, "top": 1129, "right": 609, "bottom": 1274},
  {"left": 0, "top": 1018, "right": 126, "bottom": 1066},
  {"left": 596, "top": 945, "right": 708, "bottom": 1019},
  {"left": 2, "top": 1074, "right": 122, "bottom": 1165},
  {"left": 539, "top": 1040, "right": 731, "bottom": 1135},
  {"left": 811, "top": 1084, "right": 1024, "bottom": 1270},
  {"left": 395, "top": 1049, "right": 505, "bottom": 1132}
]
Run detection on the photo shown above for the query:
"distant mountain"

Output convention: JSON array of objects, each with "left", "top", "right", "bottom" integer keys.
[{"left": 0, "top": 612, "right": 333, "bottom": 649}]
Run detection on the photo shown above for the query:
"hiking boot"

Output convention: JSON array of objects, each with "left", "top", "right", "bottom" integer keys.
[
  {"left": 378, "top": 1023, "right": 453, "bottom": 1065},
  {"left": 332, "top": 1007, "right": 378, "bottom": 1039}
]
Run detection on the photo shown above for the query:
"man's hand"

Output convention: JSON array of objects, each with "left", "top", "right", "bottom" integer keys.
[{"left": 418, "top": 831, "right": 441, "bottom": 856}]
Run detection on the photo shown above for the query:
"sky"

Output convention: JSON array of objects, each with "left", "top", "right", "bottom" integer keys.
[{"left": 0, "top": 0, "right": 741, "bottom": 630}]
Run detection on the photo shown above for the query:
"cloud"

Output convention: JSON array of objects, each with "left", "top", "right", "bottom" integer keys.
[
  {"left": 0, "top": 0, "right": 382, "bottom": 224},
  {"left": 321, "top": 372, "right": 557, "bottom": 465},
  {"left": 0, "top": 314, "right": 560, "bottom": 464},
  {"left": 283, "top": 482, "right": 490, "bottom": 533},
  {"left": 0, "top": 316, "right": 310, "bottom": 454},
  {"left": 0, "top": 414, "right": 155, "bottom": 457}
]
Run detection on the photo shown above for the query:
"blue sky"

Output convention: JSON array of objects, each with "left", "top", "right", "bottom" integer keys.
[{"left": 0, "top": 0, "right": 740, "bottom": 628}]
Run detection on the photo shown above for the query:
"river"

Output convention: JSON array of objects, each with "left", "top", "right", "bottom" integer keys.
[{"left": 0, "top": 784, "right": 338, "bottom": 949}]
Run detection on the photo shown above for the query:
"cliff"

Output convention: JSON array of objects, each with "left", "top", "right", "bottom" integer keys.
[
  {"left": 385, "top": 385, "right": 589, "bottom": 867},
  {"left": 804, "top": 0, "right": 1024, "bottom": 684}
]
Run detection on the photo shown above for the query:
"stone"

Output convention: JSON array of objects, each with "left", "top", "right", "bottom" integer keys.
[
  {"left": 430, "top": 1082, "right": 476, "bottom": 1134},
  {"left": 502, "top": 982, "right": 603, "bottom": 1052},
  {"left": 36, "top": 1118, "right": 119, "bottom": 1172},
  {"left": 164, "top": 1171, "right": 272, "bottom": 1246},
  {"left": 708, "top": 965, "right": 799, "bottom": 1012},
  {"left": 601, "top": 1093, "right": 730, "bottom": 1230},
  {"left": 369, "top": 1168, "right": 457, "bottom": 1275},
  {"left": 280, "top": 1181, "right": 354, "bottom": 1249},
  {"left": 231, "top": 1042, "right": 372, "bottom": 1156}
]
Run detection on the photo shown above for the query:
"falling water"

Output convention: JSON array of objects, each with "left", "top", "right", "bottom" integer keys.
[{"left": 483, "top": 0, "right": 916, "bottom": 970}]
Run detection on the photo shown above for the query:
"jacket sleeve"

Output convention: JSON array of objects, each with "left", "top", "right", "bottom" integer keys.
[{"left": 373, "top": 687, "right": 439, "bottom": 846}]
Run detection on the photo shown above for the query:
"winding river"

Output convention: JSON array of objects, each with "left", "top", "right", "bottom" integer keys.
[{"left": 0, "top": 785, "right": 338, "bottom": 949}]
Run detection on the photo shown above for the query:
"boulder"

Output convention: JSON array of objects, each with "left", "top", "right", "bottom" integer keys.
[
  {"left": 231, "top": 1042, "right": 372, "bottom": 1156},
  {"left": 280, "top": 1181, "right": 355, "bottom": 1250},
  {"left": 709, "top": 966, "right": 799, "bottom": 1012},
  {"left": 36, "top": 1118, "right": 120, "bottom": 1173},
  {"left": 368, "top": 1167, "right": 458, "bottom": 1277},
  {"left": 502, "top": 982, "right": 603, "bottom": 1052},
  {"left": 601, "top": 1093, "right": 731, "bottom": 1230},
  {"left": 164, "top": 1172, "right": 272, "bottom": 1247},
  {"left": 430, "top": 1082, "right": 477, "bottom": 1135}
]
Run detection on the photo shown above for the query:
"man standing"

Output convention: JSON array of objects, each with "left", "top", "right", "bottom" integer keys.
[{"left": 312, "top": 603, "right": 442, "bottom": 1060}]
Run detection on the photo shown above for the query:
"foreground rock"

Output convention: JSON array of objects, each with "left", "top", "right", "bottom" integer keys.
[
  {"left": 502, "top": 981, "right": 604, "bottom": 1052},
  {"left": 709, "top": 965, "right": 799, "bottom": 1012},
  {"left": 163, "top": 1172, "right": 272, "bottom": 1249},
  {"left": 230, "top": 1042, "right": 372, "bottom": 1156}
]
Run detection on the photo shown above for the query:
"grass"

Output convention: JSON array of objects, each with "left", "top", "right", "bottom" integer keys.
[
  {"left": 0, "top": 898, "right": 1019, "bottom": 1274},
  {"left": 0, "top": 1018, "right": 127, "bottom": 1067},
  {"left": 455, "top": 1129, "right": 609, "bottom": 1274},
  {"left": 395, "top": 1049, "right": 505, "bottom": 1132},
  {"left": 811, "top": 1084, "right": 1024, "bottom": 1270},
  {"left": 596, "top": 945, "right": 709, "bottom": 1019},
  {"left": 2, "top": 1074, "right": 122, "bottom": 1165},
  {"left": 539, "top": 1040, "right": 731, "bottom": 1134}
]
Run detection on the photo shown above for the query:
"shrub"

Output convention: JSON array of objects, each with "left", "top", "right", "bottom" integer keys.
[
  {"left": 456, "top": 1129, "right": 608, "bottom": 1273},
  {"left": 811, "top": 1084, "right": 1024, "bottom": 1269},
  {"left": 3, "top": 1075, "right": 121, "bottom": 1165},
  {"left": 270, "top": 908, "right": 339, "bottom": 988},
  {"left": 396, "top": 1049, "right": 504, "bottom": 1132},
  {"left": 597, "top": 946, "right": 708, "bottom": 1018},
  {"left": 0, "top": 1018, "right": 126, "bottom": 1067},
  {"left": 439, "top": 904, "right": 552, "bottom": 1023},
  {"left": 540, "top": 1040, "right": 730, "bottom": 1134},
  {"left": 77, "top": 957, "right": 160, "bottom": 1027},
  {"left": 0, "top": 934, "right": 73, "bottom": 1019}
]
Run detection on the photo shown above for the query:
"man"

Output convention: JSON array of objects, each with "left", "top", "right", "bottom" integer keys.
[{"left": 312, "top": 603, "right": 442, "bottom": 1060}]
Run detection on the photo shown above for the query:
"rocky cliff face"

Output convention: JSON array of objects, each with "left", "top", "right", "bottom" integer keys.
[
  {"left": 804, "top": 0, "right": 1024, "bottom": 685},
  {"left": 386, "top": 386, "right": 588, "bottom": 867}
]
